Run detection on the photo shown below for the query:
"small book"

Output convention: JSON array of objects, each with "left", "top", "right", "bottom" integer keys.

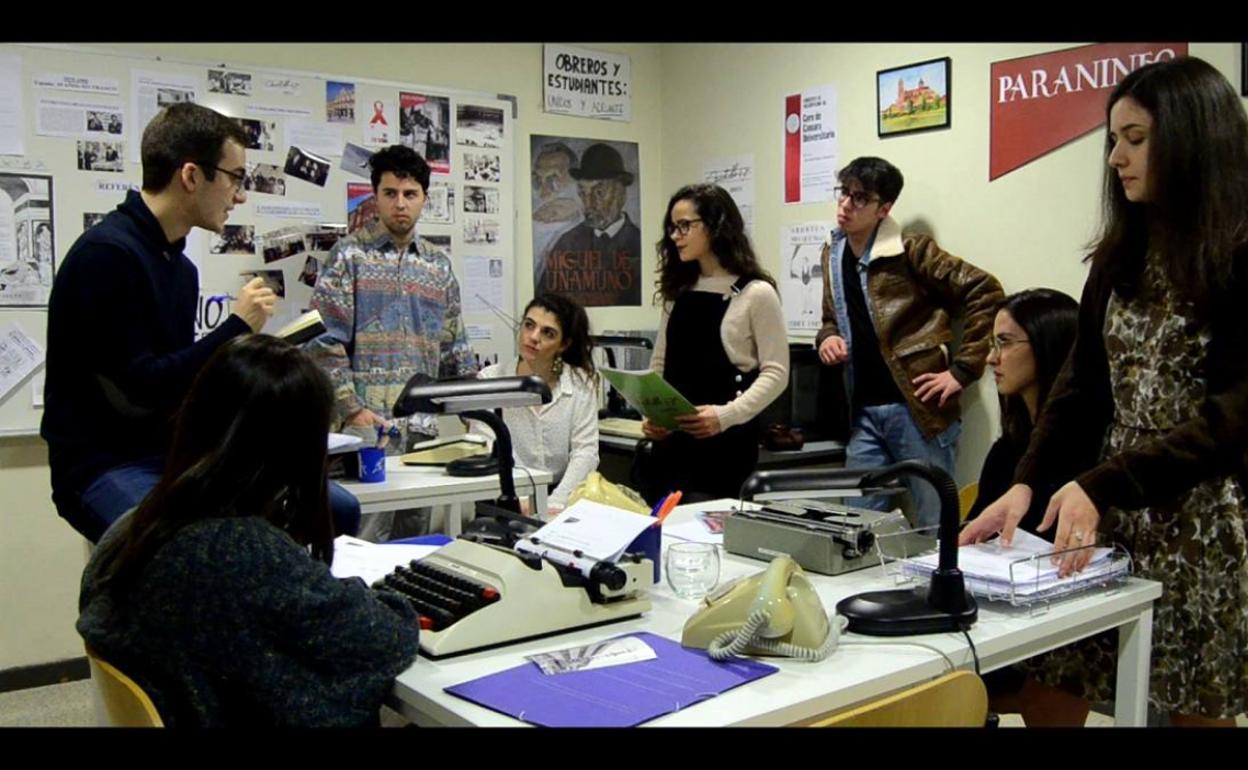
[
  {"left": 274, "top": 309, "right": 327, "bottom": 345},
  {"left": 599, "top": 368, "right": 696, "bottom": 430}
]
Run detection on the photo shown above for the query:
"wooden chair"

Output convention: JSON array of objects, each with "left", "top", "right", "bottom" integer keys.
[
  {"left": 958, "top": 482, "right": 980, "bottom": 522},
  {"left": 85, "top": 646, "right": 163, "bottom": 727},
  {"left": 807, "top": 671, "right": 988, "bottom": 727}
]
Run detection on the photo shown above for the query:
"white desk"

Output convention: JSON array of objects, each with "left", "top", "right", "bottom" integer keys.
[
  {"left": 338, "top": 456, "right": 551, "bottom": 537},
  {"left": 390, "top": 500, "right": 1161, "bottom": 726}
]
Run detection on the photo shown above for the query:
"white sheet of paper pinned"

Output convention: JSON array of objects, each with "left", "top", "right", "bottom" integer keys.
[{"left": 526, "top": 636, "right": 657, "bottom": 675}]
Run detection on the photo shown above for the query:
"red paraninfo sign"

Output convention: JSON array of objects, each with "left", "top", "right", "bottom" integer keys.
[{"left": 989, "top": 42, "right": 1187, "bottom": 181}]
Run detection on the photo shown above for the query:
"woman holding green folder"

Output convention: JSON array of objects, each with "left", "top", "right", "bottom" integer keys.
[{"left": 640, "top": 184, "right": 789, "bottom": 503}]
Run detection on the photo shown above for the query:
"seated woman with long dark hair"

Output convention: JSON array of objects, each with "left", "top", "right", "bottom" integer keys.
[
  {"left": 965, "top": 288, "right": 1080, "bottom": 537},
  {"left": 77, "top": 335, "right": 418, "bottom": 727}
]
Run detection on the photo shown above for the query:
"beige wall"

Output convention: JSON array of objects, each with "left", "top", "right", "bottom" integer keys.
[
  {"left": 0, "top": 42, "right": 664, "bottom": 671},
  {"left": 660, "top": 41, "right": 1245, "bottom": 486},
  {"left": 3, "top": 41, "right": 1245, "bottom": 672}
]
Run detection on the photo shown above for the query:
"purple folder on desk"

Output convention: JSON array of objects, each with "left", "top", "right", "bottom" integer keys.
[{"left": 444, "top": 632, "right": 778, "bottom": 727}]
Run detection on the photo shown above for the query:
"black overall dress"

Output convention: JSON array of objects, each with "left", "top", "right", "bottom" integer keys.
[{"left": 647, "top": 277, "right": 761, "bottom": 503}]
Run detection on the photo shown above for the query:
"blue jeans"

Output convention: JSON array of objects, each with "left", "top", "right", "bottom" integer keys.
[
  {"left": 79, "top": 457, "right": 362, "bottom": 542},
  {"left": 844, "top": 404, "right": 961, "bottom": 529}
]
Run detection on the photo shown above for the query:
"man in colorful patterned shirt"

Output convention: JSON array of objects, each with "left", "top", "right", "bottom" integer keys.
[{"left": 308, "top": 145, "right": 476, "bottom": 538}]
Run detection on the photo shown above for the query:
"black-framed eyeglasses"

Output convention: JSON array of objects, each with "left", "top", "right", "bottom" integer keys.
[
  {"left": 990, "top": 335, "right": 1030, "bottom": 355},
  {"left": 834, "top": 186, "right": 881, "bottom": 209},
  {"left": 213, "top": 166, "right": 250, "bottom": 193},
  {"left": 666, "top": 218, "right": 703, "bottom": 236}
]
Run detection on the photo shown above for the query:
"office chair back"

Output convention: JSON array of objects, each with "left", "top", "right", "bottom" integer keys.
[
  {"left": 86, "top": 646, "right": 164, "bottom": 727},
  {"left": 958, "top": 482, "right": 979, "bottom": 522},
  {"left": 807, "top": 671, "right": 988, "bottom": 727}
]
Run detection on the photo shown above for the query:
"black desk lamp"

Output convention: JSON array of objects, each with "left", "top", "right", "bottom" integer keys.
[
  {"left": 392, "top": 375, "right": 551, "bottom": 513},
  {"left": 590, "top": 335, "right": 653, "bottom": 419},
  {"left": 739, "top": 460, "right": 977, "bottom": 636}
]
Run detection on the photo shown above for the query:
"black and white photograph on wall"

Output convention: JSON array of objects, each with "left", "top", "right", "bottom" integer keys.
[
  {"left": 208, "top": 69, "right": 253, "bottom": 97},
  {"left": 456, "top": 104, "right": 503, "bottom": 149},
  {"left": 82, "top": 212, "right": 107, "bottom": 231},
  {"left": 86, "top": 110, "right": 123, "bottom": 136},
  {"left": 0, "top": 174, "right": 54, "bottom": 307},
  {"left": 247, "top": 163, "right": 286, "bottom": 196},
  {"left": 326, "top": 81, "right": 355, "bottom": 123},
  {"left": 260, "top": 225, "right": 308, "bottom": 264},
  {"left": 77, "top": 140, "right": 124, "bottom": 172},
  {"left": 284, "top": 146, "right": 330, "bottom": 187},
  {"left": 463, "top": 152, "right": 501, "bottom": 183},
  {"left": 210, "top": 225, "right": 256, "bottom": 255},
  {"left": 306, "top": 223, "right": 347, "bottom": 252},
  {"left": 297, "top": 255, "right": 320, "bottom": 288},
  {"left": 463, "top": 217, "right": 499, "bottom": 245},
  {"left": 530, "top": 135, "right": 641, "bottom": 307},
  {"left": 234, "top": 118, "right": 276, "bottom": 152},
  {"left": 423, "top": 180, "right": 455, "bottom": 225},
  {"left": 399, "top": 92, "right": 451, "bottom": 174},
  {"left": 340, "top": 142, "right": 374, "bottom": 179},
  {"left": 156, "top": 87, "right": 193, "bottom": 107},
  {"left": 463, "top": 185, "right": 499, "bottom": 214},
  {"left": 424, "top": 234, "right": 452, "bottom": 258},
  {"left": 489, "top": 258, "right": 503, "bottom": 278},
  {"left": 242, "top": 269, "right": 286, "bottom": 298}
]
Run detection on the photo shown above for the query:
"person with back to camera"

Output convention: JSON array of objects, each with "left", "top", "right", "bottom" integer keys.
[{"left": 78, "top": 335, "right": 418, "bottom": 727}]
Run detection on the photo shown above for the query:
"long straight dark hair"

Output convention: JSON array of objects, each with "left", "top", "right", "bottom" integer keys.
[
  {"left": 997, "top": 289, "right": 1079, "bottom": 445},
  {"left": 101, "top": 335, "right": 335, "bottom": 591},
  {"left": 654, "top": 184, "right": 776, "bottom": 303},
  {"left": 1088, "top": 57, "right": 1248, "bottom": 315}
]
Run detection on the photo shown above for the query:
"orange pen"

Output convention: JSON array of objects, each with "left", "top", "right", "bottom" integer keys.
[{"left": 654, "top": 490, "right": 683, "bottom": 525}]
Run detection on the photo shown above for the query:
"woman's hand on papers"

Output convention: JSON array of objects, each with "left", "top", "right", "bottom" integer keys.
[
  {"left": 1038, "top": 481, "right": 1100, "bottom": 578},
  {"left": 674, "top": 406, "right": 722, "bottom": 439},
  {"left": 641, "top": 418, "right": 670, "bottom": 441},
  {"left": 958, "top": 483, "right": 1032, "bottom": 547}
]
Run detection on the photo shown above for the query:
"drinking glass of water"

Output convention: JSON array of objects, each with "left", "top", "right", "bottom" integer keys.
[{"left": 665, "top": 542, "right": 721, "bottom": 601}]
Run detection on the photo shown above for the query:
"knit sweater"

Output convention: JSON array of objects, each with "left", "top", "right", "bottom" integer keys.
[{"left": 78, "top": 514, "right": 419, "bottom": 726}]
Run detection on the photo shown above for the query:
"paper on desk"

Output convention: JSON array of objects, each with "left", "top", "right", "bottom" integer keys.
[
  {"left": 523, "top": 499, "right": 656, "bottom": 562},
  {"left": 906, "top": 529, "right": 1118, "bottom": 597},
  {"left": 328, "top": 432, "right": 363, "bottom": 454},
  {"left": 330, "top": 535, "right": 443, "bottom": 586},
  {"left": 526, "top": 636, "right": 657, "bottom": 676},
  {"left": 663, "top": 519, "right": 723, "bottom": 545}
]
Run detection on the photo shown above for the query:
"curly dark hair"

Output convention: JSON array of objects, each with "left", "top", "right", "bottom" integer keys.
[
  {"left": 524, "top": 293, "right": 596, "bottom": 382},
  {"left": 654, "top": 183, "right": 775, "bottom": 302}
]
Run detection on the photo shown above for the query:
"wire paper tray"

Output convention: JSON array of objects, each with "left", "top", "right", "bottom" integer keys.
[{"left": 872, "top": 525, "right": 1133, "bottom": 612}]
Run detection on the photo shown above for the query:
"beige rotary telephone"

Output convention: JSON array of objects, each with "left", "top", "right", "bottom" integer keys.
[{"left": 680, "top": 556, "right": 844, "bottom": 662}]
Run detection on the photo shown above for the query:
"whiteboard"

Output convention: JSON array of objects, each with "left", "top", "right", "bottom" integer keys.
[{"left": 0, "top": 43, "right": 518, "bottom": 436}]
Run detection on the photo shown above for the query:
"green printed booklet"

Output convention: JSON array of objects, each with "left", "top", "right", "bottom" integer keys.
[{"left": 599, "top": 368, "right": 696, "bottom": 430}]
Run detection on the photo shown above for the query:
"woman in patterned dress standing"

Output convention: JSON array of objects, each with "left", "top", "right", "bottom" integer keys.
[{"left": 961, "top": 56, "right": 1248, "bottom": 727}]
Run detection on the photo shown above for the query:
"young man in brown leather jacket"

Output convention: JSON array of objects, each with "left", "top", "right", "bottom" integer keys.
[{"left": 816, "top": 157, "right": 1003, "bottom": 527}]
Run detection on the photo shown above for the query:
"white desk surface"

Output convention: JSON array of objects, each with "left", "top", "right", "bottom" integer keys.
[
  {"left": 339, "top": 456, "right": 552, "bottom": 513},
  {"left": 391, "top": 499, "right": 1162, "bottom": 727}
]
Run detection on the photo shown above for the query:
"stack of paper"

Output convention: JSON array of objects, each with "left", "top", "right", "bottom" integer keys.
[
  {"left": 903, "top": 529, "right": 1127, "bottom": 599},
  {"left": 514, "top": 499, "right": 655, "bottom": 563}
]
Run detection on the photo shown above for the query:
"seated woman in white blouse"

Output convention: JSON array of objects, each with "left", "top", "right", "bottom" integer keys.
[{"left": 474, "top": 293, "right": 599, "bottom": 516}]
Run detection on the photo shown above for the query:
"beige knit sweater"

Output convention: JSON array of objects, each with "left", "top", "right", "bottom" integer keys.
[{"left": 651, "top": 275, "right": 790, "bottom": 430}]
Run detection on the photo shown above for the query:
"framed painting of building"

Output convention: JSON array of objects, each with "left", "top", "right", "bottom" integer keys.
[{"left": 877, "top": 57, "right": 951, "bottom": 137}]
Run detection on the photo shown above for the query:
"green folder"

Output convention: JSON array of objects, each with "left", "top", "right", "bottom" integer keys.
[{"left": 599, "top": 368, "right": 697, "bottom": 430}]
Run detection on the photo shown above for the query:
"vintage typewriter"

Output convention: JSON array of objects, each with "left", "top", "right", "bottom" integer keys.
[
  {"left": 375, "top": 505, "right": 653, "bottom": 658},
  {"left": 724, "top": 499, "right": 920, "bottom": 576}
]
